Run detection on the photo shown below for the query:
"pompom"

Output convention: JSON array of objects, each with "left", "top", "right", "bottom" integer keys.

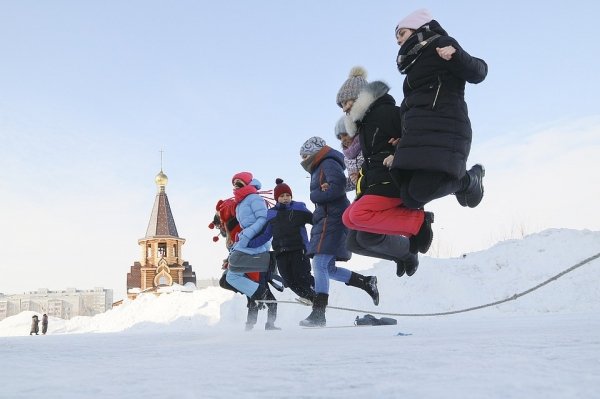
[
  {"left": 349, "top": 66, "right": 367, "bottom": 79},
  {"left": 212, "top": 236, "right": 219, "bottom": 242},
  {"left": 275, "top": 178, "right": 283, "bottom": 185},
  {"left": 208, "top": 222, "right": 215, "bottom": 229}
]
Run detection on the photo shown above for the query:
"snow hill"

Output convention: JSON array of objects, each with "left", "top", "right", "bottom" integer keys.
[{"left": 2, "top": 228, "right": 599, "bottom": 336}]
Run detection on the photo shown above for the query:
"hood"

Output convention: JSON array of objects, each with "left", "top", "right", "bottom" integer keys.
[
  {"left": 302, "top": 146, "right": 346, "bottom": 174},
  {"left": 345, "top": 81, "right": 392, "bottom": 137},
  {"left": 426, "top": 20, "right": 448, "bottom": 36},
  {"left": 249, "top": 178, "right": 262, "bottom": 190},
  {"left": 321, "top": 146, "right": 346, "bottom": 169}
]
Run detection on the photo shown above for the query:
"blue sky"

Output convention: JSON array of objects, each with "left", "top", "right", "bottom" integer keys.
[{"left": 1, "top": 1, "right": 599, "bottom": 299}]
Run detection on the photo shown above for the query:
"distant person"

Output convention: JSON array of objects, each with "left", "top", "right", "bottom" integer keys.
[
  {"left": 30, "top": 315, "right": 39, "bottom": 335},
  {"left": 41, "top": 314, "right": 48, "bottom": 335},
  {"left": 248, "top": 178, "right": 316, "bottom": 303},
  {"left": 298, "top": 136, "right": 379, "bottom": 327},
  {"left": 386, "top": 8, "right": 488, "bottom": 209}
]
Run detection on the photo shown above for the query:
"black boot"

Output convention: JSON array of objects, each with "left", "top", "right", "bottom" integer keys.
[
  {"left": 264, "top": 290, "right": 281, "bottom": 330},
  {"left": 347, "top": 272, "right": 379, "bottom": 306},
  {"left": 405, "top": 255, "right": 419, "bottom": 277},
  {"left": 409, "top": 211, "right": 434, "bottom": 254},
  {"left": 398, "top": 253, "right": 419, "bottom": 277},
  {"left": 395, "top": 261, "right": 405, "bottom": 277},
  {"left": 396, "top": 253, "right": 419, "bottom": 277},
  {"left": 245, "top": 298, "right": 259, "bottom": 331},
  {"left": 456, "top": 164, "right": 485, "bottom": 208},
  {"left": 299, "top": 293, "right": 328, "bottom": 327}
]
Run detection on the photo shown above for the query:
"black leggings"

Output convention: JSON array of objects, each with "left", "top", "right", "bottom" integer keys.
[{"left": 390, "top": 169, "right": 466, "bottom": 209}]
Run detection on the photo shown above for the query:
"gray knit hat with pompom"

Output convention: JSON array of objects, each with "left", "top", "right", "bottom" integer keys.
[{"left": 336, "top": 66, "right": 368, "bottom": 108}]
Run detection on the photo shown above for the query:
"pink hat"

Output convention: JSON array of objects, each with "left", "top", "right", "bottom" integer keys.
[
  {"left": 395, "top": 8, "right": 433, "bottom": 33},
  {"left": 232, "top": 171, "right": 253, "bottom": 185}
]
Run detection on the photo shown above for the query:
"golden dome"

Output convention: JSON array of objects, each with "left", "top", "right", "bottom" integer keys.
[{"left": 155, "top": 170, "right": 168, "bottom": 189}]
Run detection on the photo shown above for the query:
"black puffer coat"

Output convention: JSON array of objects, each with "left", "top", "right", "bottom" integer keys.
[
  {"left": 345, "top": 81, "right": 402, "bottom": 198},
  {"left": 391, "top": 20, "right": 487, "bottom": 179}
]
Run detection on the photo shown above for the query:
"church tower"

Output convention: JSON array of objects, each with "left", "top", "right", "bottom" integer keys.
[{"left": 126, "top": 168, "right": 196, "bottom": 299}]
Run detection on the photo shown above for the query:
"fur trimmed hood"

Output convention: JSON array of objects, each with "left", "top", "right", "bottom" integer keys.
[{"left": 344, "top": 81, "right": 391, "bottom": 137}]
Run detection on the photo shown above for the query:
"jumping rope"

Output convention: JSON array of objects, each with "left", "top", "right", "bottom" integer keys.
[{"left": 258, "top": 252, "right": 600, "bottom": 317}]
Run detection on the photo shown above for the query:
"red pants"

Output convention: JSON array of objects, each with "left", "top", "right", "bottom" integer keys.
[{"left": 342, "top": 194, "right": 424, "bottom": 236}]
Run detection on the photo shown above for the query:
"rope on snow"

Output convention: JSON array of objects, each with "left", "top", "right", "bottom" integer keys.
[{"left": 258, "top": 251, "right": 600, "bottom": 317}]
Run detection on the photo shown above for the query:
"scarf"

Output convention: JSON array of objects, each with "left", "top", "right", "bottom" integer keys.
[
  {"left": 343, "top": 137, "right": 362, "bottom": 160},
  {"left": 396, "top": 27, "right": 441, "bottom": 74},
  {"left": 233, "top": 184, "right": 258, "bottom": 203},
  {"left": 301, "top": 146, "right": 331, "bottom": 174}
]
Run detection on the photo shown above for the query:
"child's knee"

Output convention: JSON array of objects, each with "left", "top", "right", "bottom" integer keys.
[
  {"left": 344, "top": 206, "right": 367, "bottom": 226},
  {"left": 225, "top": 271, "right": 240, "bottom": 284},
  {"left": 342, "top": 207, "right": 354, "bottom": 226}
]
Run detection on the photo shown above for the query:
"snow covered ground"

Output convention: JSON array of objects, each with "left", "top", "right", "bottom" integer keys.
[{"left": 1, "top": 228, "right": 599, "bottom": 398}]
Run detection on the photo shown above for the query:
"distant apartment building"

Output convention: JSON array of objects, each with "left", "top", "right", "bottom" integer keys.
[
  {"left": 196, "top": 278, "right": 220, "bottom": 289},
  {"left": 0, "top": 287, "right": 113, "bottom": 321}
]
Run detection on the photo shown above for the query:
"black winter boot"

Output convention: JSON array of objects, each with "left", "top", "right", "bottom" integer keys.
[
  {"left": 299, "top": 293, "right": 328, "bottom": 327},
  {"left": 264, "top": 290, "right": 281, "bottom": 330},
  {"left": 409, "top": 212, "right": 434, "bottom": 254},
  {"left": 456, "top": 164, "right": 485, "bottom": 208},
  {"left": 395, "top": 261, "right": 405, "bottom": 277},
  {"left": 245, "top": 299, "right": 259, "bottom": 331},
  {"left": 347, "top": 272, "right": 379, "bottom": 306},
  {"left": 397, "top": 253, "right": 419, "bottom": 277}
]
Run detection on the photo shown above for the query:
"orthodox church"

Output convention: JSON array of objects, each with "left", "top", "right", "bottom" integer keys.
[{"left": 126, "top": 169, "right": 196, "bottom": 299}]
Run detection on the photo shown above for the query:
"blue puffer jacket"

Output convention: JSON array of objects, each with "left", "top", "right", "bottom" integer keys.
[
  {"left": 305, "top": 147, "right": 351, "bottom": 261},
  {"left": 232, "top": 179, "right": 271, "bottom": 255}
]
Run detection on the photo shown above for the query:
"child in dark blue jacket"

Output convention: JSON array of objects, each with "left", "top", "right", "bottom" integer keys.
[
  {"left": 298, "top": 137, "right": 379, "bottom": 327},
  {"left": 249, "top": 179, "right": 316, "bottom": 303}
]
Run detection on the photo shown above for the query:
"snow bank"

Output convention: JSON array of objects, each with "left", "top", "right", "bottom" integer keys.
[{"left": 1, "top": 228, "right": 599, "bottom": 337}]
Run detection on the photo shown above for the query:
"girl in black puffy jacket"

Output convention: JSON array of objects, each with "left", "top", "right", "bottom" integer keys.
[{"left": 387, "top": 9, "right": 488, "bottom": 209}]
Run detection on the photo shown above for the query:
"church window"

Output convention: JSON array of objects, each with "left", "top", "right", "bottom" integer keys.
[{"left": 158, "top": 243, "right": 167, "bottom": 257}]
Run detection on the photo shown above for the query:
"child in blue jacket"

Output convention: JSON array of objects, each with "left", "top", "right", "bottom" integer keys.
[{"left": 226, "top": 171, "right": 280, "bottom": 330}]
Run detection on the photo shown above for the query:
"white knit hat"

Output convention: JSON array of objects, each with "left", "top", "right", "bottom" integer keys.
[
  {"left": 300, "top": 136, "right": 326, "bottom": 157},
  {"left": 395, "top": 8, "right": 433, "bottom": 34},
  {"left": 334, "top": 116, "right": 347, "bottom": 139}
]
